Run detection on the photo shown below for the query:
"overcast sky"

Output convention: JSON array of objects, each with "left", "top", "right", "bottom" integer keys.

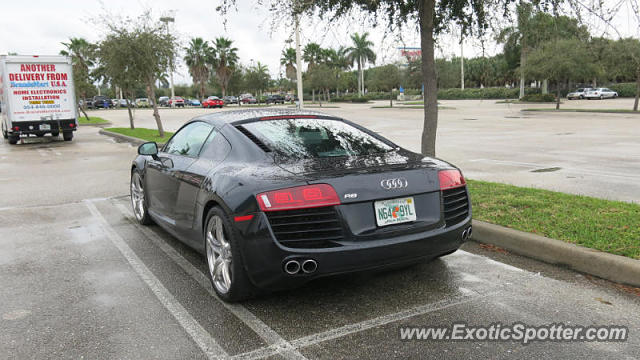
[{"left": 1, "top": 0, "right": 637, "bottom": 85}]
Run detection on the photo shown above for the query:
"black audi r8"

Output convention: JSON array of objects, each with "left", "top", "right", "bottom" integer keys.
[{"left": 130, "top": 109, "right": 472, "bottom": 302}]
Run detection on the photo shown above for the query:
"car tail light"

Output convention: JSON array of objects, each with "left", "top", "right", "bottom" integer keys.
[
  {"left": 257, "top": 184, "right": 340, "bottom": 212},
  {"left": 439, "top": 169, "right": 466, "bottom": 190},
  {"left": 13, "top": 126, "right": 20, "bottom": 131},
  {"left": 69, "top": 123, "right": 75, "bottom": 128}
]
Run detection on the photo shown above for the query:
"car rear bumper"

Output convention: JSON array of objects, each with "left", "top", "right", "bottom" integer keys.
[{"left": 236, "top": 214, "right": 471, "bottom": 291}]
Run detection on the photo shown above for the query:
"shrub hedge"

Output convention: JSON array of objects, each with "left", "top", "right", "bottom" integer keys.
[
  {"left": 520, "top": 93, "right": 557, "bottom": 102},
  {"left": 608, "top": 83, "right": 637, "bottom": 98}
]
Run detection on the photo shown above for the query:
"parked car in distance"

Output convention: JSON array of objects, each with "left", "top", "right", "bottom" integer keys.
[
  {"left": 135, "top": 98, "right": 150, "bottom": 108},
  {"left": 168, "top": 96, "right": 185, "bottom": 107},
  {"left": 584, "top": 88, "right": 618, "bottom": 100},
  {"left": 92, "top": 95, "right": 113, "bottom": 109},
  {"left": 223, "top": 95, "right": 238, "bottom": 104},
  {"left": 567, "top": 88, "right": 593, "bottom": 100},
  {"left": 265, "top": 94, "right": 286, "bottom": 104},
  {"left": 158, "top": 96, "right": 170, "bottom": 107},
  {"left": 80, "top": 98, "right": 93, "bottom": 109},
  {"left": 118, "top": 99, "right": 132, "bottom": 108},
  {"left": 203, "top": 96, "right": 224, "bottom": 108},
  {"left": 241, "top": 96, "right": 257, "bottom": 104},
  {"left": 188, "top": 99, "right": 201, "bottom": 107}
]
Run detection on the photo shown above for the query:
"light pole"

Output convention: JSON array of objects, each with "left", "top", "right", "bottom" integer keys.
[
  {"left": 294, "top": 15, "right": 304, "bottom": 109},
  {"left": 160, "top": 12, "right": 176, "bottom": 107}
]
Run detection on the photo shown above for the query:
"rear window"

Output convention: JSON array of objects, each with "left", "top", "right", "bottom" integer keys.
[{"left": 242, "top": 118, "right": 394, "bottom": 159}]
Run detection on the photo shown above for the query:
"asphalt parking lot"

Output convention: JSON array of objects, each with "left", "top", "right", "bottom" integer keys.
[
  {"left": 94, "top": 98, "right": 640, "bottom": 203},
  {"left": 1, "top": 109, "right": 639, "bottom": 359}
]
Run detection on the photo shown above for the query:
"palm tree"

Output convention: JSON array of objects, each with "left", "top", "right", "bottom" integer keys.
[
  {"left": 303, "top": 43, "right": 324, "bottom": 71},
  {"left": 184, "top": 38, "right": 213, "bottom": 102},
  {"left": 497, "top": 3, "right": 534, "bottom": 99},
  {"left": 326, "top": 46, "right": 351, "bottom": 97},
  {"left": 346, "top": 32, "right": 376, "bottom": 96},
  {"left": 280, "top": 47, "right": 297, "bottom": 81},
  {"left": 211, "top": 37, "right": 239, "bottom": 97},
  {"left": 60, "top": 37, "right": 96, "bottom": 119},
  {"left": 246, "top": 62, "right": 270, "bottom": 101}
]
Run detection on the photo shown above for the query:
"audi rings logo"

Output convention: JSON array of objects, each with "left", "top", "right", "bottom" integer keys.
[{"left": 380, "top": 178, "right": 409, "bottom": 190}]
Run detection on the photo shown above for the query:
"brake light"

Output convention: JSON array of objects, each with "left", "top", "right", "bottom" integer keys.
[
  {"left": 13, "top": 126, "right": 20, "bottom": 131},
  {"left": 439, "top": 169, "right": 466, "bottom": 190},
  {"left": 257, "top": 184, "right": 340, "bottom": 211},
  {"left": 259, "top": 115, "right": 317, "bottom": 121},
  {"left": 69, "top": 123, "right": 75, "bottom": 128}
]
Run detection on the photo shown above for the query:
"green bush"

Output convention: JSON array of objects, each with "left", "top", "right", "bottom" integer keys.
[
  {"left": 608, "top": 83, "right": 637, "bottom": 98},
  {"left": 520, "top": 93, "right": 557, "bottom": 102},
  {"left": 437, "top": 87, "right": 540, "bottom": 100},
  {"left": 330, "top": 94, "right": 373, "bottom": 103}
]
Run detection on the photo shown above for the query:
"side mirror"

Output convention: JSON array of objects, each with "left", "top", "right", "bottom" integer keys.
[{"left": 138, "top": 142, "right": 159, "bottom": 160}]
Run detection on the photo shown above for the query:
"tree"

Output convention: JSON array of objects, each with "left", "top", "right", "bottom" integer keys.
[
  {"left": 281, "top": 47, "right": 297, "bottom": 81},
  {"left": 245, "top": 62, "right": 270, "bottom": 101},
  {"left": 369, "top": 64, "right": 400, "bottom": 106},
  {"left": 211, "top": 37, "right": 239, "bottom": 97},
  {"left": 307, "top": 64, "right": 334, "bottom": 105},
  {"left": 526, "top": 39, "right": 597, "bottom": 109},
  {"left": 302, "top": 43, "right": 324, "bottom": 70},
  {"left": 184, "top": 38, "right": 214, "bottom": 102},
  {"left": 60, "top": 37, "right": 96, "bottom": 120},
  {"left": 346, "top": 32, "right": 376, "bottom": 97},
  {"left": 610, "top": 38, "right": 640, "bottom": 111},
  {"left": 98, "top": 12, "right": 177, "bottom": 136},
  {"left": 217, "top": 0, "right": 528, "bottom": 156}
]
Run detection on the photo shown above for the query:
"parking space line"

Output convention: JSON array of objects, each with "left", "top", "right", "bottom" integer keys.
[
  {"left": 112, "top": 201, "right": 307, "bottom": 360},
  {"left": 232, "top": 292, "right": 494, "bottom": 360},
  {"left": 85, "top": 200, "right": 228, "bottom": 360}
]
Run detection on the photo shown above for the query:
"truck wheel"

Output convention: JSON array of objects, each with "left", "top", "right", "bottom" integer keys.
[
  {"left": 51, "top": 131, "right": 60, "bottom": 137},
  {"left": 8, "top": 135, "right": 19, "bottom": 145},
  {"left": 36, "top": 132, "right": 45, "bottom": 137},
  {"left": 63, "top": 132, "right": 73, "bottom": 141}
]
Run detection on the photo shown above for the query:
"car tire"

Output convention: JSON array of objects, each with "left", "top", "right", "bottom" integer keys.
[
  {"left": 600, "top": 95, "right": 603, "bottom": 100},
  {"left": 36, "top": 132, "right": 45, "bottom": 137},
  {"left": 51, "top": 131, "right": 60, "bottom": 137},
  {"left": 580, "top": 95, "right": 584, "bottom": 99},
  {"left": 204, "top": 206, "right": 256, "bottom": 302},
  {"left": 8, "top": 135, "right": 19, "bottom": 145},
  {"left": 63, "top": 131, "right": 73, "bottom": 141},
  {"left": 130, "top": 170, "right": 153, "bottom": 225}
]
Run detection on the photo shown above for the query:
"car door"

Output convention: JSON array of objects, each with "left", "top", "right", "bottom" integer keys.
[
  {"left": 174, "top": 129, "right": 232, "bottom": 245},
  {"left": 145, "top": 121, "right": 214, "bottom": 228}
]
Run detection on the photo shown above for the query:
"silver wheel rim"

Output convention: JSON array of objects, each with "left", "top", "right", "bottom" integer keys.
[
  {"left": 206, "top": 216, "right": 232, "bottom": 294},
  {"left": 130, "top": 173, "right": 145, "bottom": 221}
]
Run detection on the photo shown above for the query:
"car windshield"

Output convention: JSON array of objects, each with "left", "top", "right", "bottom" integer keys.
[
  {"left": 243, "top": 118, "right": 394, "bottom": 159},
  {"left": 576, "top": 89, "right": 583, "bottom": 92}
]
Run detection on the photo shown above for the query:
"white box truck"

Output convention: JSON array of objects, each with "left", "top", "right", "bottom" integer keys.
[{"left": 1, "top": 55, "right": 78, "bottom": 144}]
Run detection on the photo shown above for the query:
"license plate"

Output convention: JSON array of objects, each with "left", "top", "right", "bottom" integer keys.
[
  {"left": 374, "top": 197, "right": 416, "bottom": 227},
  {"left": 39, "top": 124, "right": 51, "bottom": 130}
]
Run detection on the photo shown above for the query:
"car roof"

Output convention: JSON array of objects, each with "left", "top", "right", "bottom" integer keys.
[{"left": 192, "top": 108, "right": 341, "bottom": 127}]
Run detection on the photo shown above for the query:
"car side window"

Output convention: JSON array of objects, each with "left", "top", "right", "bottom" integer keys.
[
  {"left": 163, "top": 122, "right": 213, "bottom": 157},
  {"left": 200, "top": 130, "right": 232, "bottom": 163}
]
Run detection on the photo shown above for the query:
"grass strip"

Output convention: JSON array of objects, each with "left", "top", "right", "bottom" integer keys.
[
  {"left": 467, "top": 179, "right": 640, "bottom": 259},
  {"left": 104, "top": 127, "right": 174, "bottom": 143},
  {"left": 78, "top": 116, "right": 109, "bottom": 124}
]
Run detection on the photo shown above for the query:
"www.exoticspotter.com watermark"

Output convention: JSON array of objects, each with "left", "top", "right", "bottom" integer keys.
[{"left": 399, "top": 323, "right": 628, "bottom": 345}]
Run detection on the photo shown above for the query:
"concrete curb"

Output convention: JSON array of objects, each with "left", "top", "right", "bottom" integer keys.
[{"left": 471, "top": 220, "right": 640, "bottom": 288}]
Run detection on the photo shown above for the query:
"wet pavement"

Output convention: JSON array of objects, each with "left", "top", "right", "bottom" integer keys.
[{"left": 1, "top": 121, "right": 639, "bottom": 359}]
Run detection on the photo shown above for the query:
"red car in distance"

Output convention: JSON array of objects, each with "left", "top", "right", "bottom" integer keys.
[
  {"left": 202, "top": 96, "right": 224, "bottom": 108},
  {"left": 168, "top": 96, "right": 185, "bottom": 107}
]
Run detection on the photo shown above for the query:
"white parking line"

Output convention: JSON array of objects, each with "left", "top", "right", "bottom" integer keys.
[
  {"left": 113, "top": 201, "right": 307, "bottom": 360},
  {"left": 85, "top": 200, "right": 228, "bottom": 360},
  {"left": 232, "top": 292, "right": 493, "bottom": 360}
]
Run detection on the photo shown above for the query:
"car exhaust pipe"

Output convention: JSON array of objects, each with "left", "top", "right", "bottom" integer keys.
[
  {"left": 284, "top": 260, "right": 301, "bottom": 275},
  {"left": 301, "top": 259, "right": 318, "bottom": 274},
  {"left": 461, "top": 229, "right": 468, "bottom": 240},
  {"left": 467, "top": 226, "right": 473, "bottom": 239}
]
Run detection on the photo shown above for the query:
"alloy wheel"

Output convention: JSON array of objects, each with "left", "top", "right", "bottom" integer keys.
[
  {"left": 206, "top": 216, "right": 233, "bottom": 294},
  {"left": 130, "top": 173, "right": 145, "bottom": 221}
]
